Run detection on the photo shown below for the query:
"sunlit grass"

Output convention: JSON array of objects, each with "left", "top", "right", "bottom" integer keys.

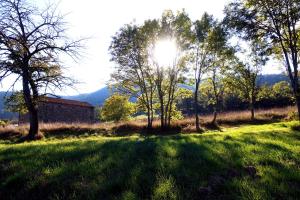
[{"left": 0, "top": 121, "right": 299, "bottom": 199}]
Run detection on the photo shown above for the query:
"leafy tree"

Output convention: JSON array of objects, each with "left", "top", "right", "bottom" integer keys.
[
  {"left": 225, "top": 39, "right": 267, "bottom": 120},
  {"left": 257, "top": 81, "right": 294, "bottom": 107},
  {"left": 169, "top": 104, "right": 184, "bottom": 120},
  {"left": 4, "top": 91, "right": 27, "bottom": 114},
  {"left": 190, "top": 12, "right": 215, "bottom": 131},
  {"left": 100, "top": 94, "right": 135, "bottom": 122},
  {"left": 109, "top": 21, "right": 158, "bottom": 128},
  {"left": 225, "top": 60, "right": 260, "bottom": 120},
  {"left": 225, "top": 0, "right": 300, "bottom": 119},
  {"left": 273, "top": 81, "right": 294, "bottom": 101},
  {"left": 151, "top": 10, "right": 191, "bottom": 129},
  {"left": 110, "top": 10, "right": 194, "bottom": 129},
  {"left": 205, "top": 24, "right": 234, "bottom": 124},
  {"left": 190, "top": 13, "right": 233, "bottom": 128},
  {"left": 203, "top": 72, "right": 225, "bottom": 124},
  {"left": 0, "top": 0, "right": 82, "bottom": 139},
  {"left": 257, "top": 84, "right": 274, "bottom": 105},
  {"left": 94, "top": 106, "right": 102, "bottom": 122}
]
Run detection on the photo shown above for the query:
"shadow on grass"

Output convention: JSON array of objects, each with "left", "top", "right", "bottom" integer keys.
[
  {"left": 111, "top": 124, "right": 183, "bottom": 136},
  {"left": 0, "top": 129, "right": 299, "bottom": 200}
]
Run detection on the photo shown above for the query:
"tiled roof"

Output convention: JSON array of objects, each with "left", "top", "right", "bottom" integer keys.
[{"left": 40, "top": 97, "right": 94, "bottom": 108}]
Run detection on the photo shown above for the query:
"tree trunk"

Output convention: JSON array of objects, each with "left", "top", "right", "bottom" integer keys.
[
  {"left": 147, "top": 109, "right": 152, "bottom": 129},
  {"left": 150, "top": 101, "right": 154, "bottom": 128},
  {"left": 295, "top": 94, "right": 300, "bottom": 120},
  {"left": 250, "top": 102, "right": 255, "bottom": 121},
  {"left": 28, "top": 107, "right": 39, "bottom": 139},
  {"left": 293, "top": 78, "right": 300, "bottom": 121},
  {"left": 22, "top": 70, "right": 39, "bottom": 139},
  {"left": 149, "top": 90, "right": 154, "bottom": 129},
  {"left": 194, "top": 84, "right": 201, "bottom": 132},
  {"left": 160, "top": 96, "right": 165, "bottom": 130},
  {"left": 160, "top": 110, "right": 164, "bottom": 130},
  {"left": 212, "top": 108, "right": 217, "bottom": 125}
]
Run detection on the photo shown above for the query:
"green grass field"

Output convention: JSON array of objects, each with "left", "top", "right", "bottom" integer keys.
[{"left": 0, "top": 122, "right": 299, "bottom": 200}]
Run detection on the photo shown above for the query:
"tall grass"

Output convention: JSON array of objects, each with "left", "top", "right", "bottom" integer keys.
[{"left": 0, "top": 106, "right": 296, "bottom": 140}]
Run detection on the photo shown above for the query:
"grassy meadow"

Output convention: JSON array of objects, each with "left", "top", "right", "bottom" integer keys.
[{"left": 0, "top": 121, "right": 299, "bottom": 200}]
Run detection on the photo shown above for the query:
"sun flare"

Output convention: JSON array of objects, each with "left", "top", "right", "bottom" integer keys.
[{"left": 153, "top": 39, "right": 178, "bottom": 68}]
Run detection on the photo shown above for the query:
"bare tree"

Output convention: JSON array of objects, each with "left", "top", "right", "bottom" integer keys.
[{"left": 0, "top": 0, "right": 82, "bottom": 139}]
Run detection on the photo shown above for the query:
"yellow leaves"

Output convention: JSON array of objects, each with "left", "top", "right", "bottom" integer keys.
[{"left": 100, "top": 93, "right": 136, "bottom": 122}]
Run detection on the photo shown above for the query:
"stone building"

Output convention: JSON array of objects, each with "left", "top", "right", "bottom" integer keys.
[{"left": 19, "top": 97, "right": 94, "bottom": 124}]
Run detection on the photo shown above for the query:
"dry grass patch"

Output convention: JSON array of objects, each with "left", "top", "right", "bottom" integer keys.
[{"left": 0, "top": 106, "right": 296, "bottom": 140}]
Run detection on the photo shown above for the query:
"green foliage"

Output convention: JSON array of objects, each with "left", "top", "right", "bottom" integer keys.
[
  {"left": 152, "top": 175, "right": 178, "bottom": 200},
  {"left": 170, "top": 104, "right": 184, "bottom": 120},
  {"left": 94, "top": 106, "right": 102, "bottom": 121},
  {"left": 224, "top": 0, "right": 300, "bottom": 57},
  {"left": 272, "top": 81, "right": 294, "bottom": 101},
  {"left": 100, "top": 94, "right": 136, "bottom": 122},
  {"left": 257, "top": 81, "right": 294, "bottom": 106},
  {"left": 109, "top": 10, "right": 195, "bottom": 128},
  {"left": 199, "top": 80, "right": 216, "bottom": 107},
  {"left": 0, "top": 119, "right": 8, "bottom": 127},
  {"left": 257, "top": 85, "right": 274, "bottom": 101},
  {"left": 288, "top": 111, "right": 298, "bottom": 121},
  {"left": 199, "top": 75, "right": 225, "bottom": 108},
  {"left": 0, "top": 122, "right": 299, "bottom": 199},
  {"left": 224, "top": 0, "right": 300, "bottom": 117},
  {"left": 225, "top": 61, "right": 259, "bottom": 104},
  {"left": 4, "top": 91, "right": 28, "bottom": 114},
  {"left": 290, "top": 121, "right": 300, "bottom": 131}
]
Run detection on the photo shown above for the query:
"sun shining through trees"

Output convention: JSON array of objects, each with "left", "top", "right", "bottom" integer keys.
[
  {"left": 1, "top": 0, "right": 300, "bottom": 199},
  {"left": 153, "top": 38, "right": 178, "bottom": 69}
]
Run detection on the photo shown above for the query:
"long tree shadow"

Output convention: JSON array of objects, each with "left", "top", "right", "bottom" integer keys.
[{"left": 0, "top": 131, "right": 299, "bottom": 200}]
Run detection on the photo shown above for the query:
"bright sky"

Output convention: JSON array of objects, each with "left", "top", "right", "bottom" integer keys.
[{"left": 0, "top": 0, "right": 284, "bottom": 95}]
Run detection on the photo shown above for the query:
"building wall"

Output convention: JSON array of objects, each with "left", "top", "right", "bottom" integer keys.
[{"left": 19, "top": 102, "right": 94, "bottom": 124}]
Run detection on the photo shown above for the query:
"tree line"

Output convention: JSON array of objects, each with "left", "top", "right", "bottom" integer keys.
[
  {"left": 108, "top": 0, "right": 300, "bottom": 131},
  {"left": 0, "top": 0, "right": 299, "bottom": 138}
]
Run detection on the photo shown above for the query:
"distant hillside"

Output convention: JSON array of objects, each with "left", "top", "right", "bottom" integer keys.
[
  {"left": 0, "top": 92, "right": 18, "bottom": 120},
  {"left": 63, "top": 87, "right": 111, "bottom": 106},
  {"left": 0, "top": 73, "right": 290, "bottom": 119},
  {"left": 257, "top": 74, "right": 289, "bottom": 86},
  {"left": 66, "top": 74, "right": 289, "bottom": 105}
]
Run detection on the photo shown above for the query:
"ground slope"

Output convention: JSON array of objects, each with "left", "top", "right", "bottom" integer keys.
[{"left": 0, "top": 122, "right": 299, "bottom": 200}]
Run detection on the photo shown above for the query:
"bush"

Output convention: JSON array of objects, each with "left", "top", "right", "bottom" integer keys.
[
  {"left": 100, "top": 94, "right": 136, "bottom": 122},
  {"left": 0, "top": 120, "right": 9, "bottom": 127},
  {"left": 287, "top": 111, "right": 298, "bottom": 120}
]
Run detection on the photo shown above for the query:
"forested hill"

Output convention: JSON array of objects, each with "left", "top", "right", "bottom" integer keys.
[
  {"left": 257, "top": 73, "right": 289, "bottom": 86},
  {"left": 0, "top": 92, "right": 16, "bottom": 119},
  {"left": 65, "top": 73, "right": 289, "bottom": 106},
  {"left": 0, "top": 74, "right": 289, "bottom": 119},
  {"left": 62, "top": 87, "right": 110, "bottom": 107}
]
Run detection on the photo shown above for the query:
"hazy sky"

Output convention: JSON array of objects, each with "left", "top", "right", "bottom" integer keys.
[
  {"left": 0, "top": 0, "right": 283, "bottom": 95},
  {"left": 59, "top": 0, "right": 228, "bottom": 95}
]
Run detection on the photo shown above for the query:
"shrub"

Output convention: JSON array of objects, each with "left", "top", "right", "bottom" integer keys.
[
  {"left": 0, "top": 120, "right": 9, "bottom": 127},
  {"left": 100, "top": 94, "right": 136, "bottom": 122},
  {"left": 287, "top": 111, "right": 298, "bottom": 120}
]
